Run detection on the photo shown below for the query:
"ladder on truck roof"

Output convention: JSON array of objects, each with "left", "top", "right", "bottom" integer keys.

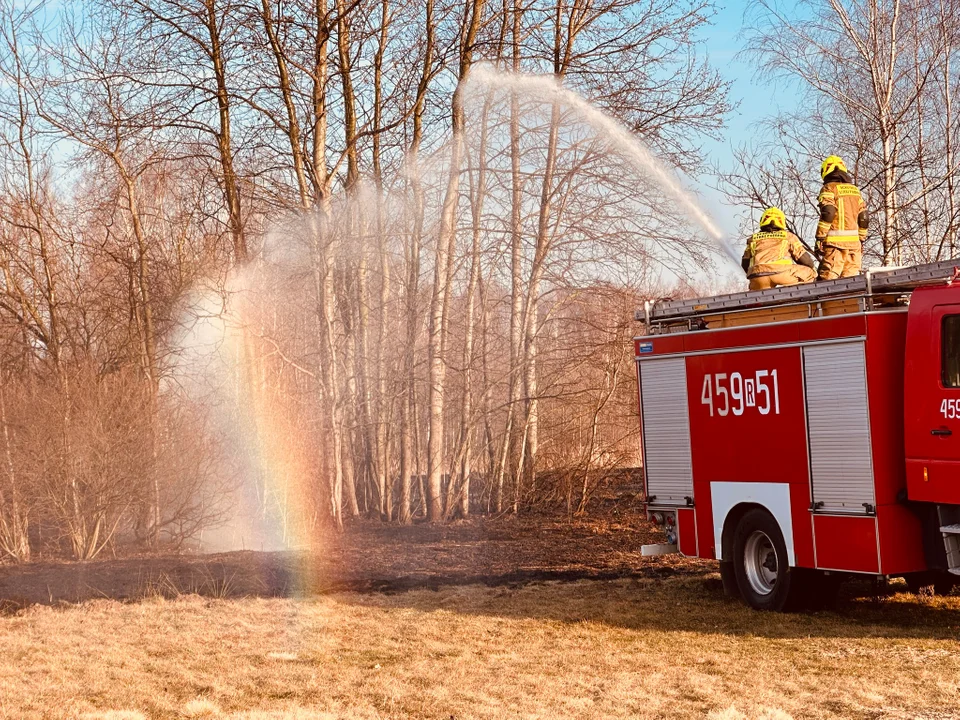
[{"left": 636, "top": 258, "right": 960, "bottom": 333}]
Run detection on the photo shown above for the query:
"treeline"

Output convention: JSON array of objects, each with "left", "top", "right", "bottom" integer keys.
[
  {"left": 0, "top": 0, "right": 730, "bottom": 560},
  {"left": 721, "top": 0, "right": 960, "bottom": 265}
]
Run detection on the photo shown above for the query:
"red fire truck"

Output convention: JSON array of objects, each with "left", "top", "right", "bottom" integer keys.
[{"left": 635, "top": 260, "right": 960, "bottom": 610}]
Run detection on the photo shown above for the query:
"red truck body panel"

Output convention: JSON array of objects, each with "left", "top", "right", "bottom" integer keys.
[
  {"left": 636, "top": 306, "right": 944, "bottom": 576},
  {"left": 905, "top": 285, "right": 960, "bottom": 504},
  {"left": 677, "top": 507, "right": 697, "bottom": 556},
  {"left": 633, "top": 315, "right": 868, "bottom": 358},
  {"left": 686, "top": 346, "right": 810, "bottom": 562}
]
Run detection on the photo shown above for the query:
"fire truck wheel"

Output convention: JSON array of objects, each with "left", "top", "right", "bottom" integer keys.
[
  {"left": 732, "top": 509, "right": 799, "bottom": 611},
  {"left": 719, "top": 560, "right": 740, "bottom": 599}
]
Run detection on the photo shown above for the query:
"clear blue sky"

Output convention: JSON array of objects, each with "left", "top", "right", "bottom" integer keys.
[
  {"left": 701, "top": 0, "right": 772, "bottom": 158},
  {"left": 699, "top": 0, "right": 764, "bottom": 233},
  {"left": 687, "top": 0, "right": 801, "bottom": 279}
]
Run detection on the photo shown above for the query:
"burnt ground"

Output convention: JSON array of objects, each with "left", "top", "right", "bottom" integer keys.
[{"left": 0, "top": 496, "right": 711, "bottom": 610}]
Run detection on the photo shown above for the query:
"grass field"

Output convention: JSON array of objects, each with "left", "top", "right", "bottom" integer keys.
[{"left": 2, "top": 573, "right": 959, "bottom": 720}]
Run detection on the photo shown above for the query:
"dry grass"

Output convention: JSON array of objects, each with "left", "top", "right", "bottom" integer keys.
[{"left": 1, "top": 575, "right": 959, "bottom": 719}]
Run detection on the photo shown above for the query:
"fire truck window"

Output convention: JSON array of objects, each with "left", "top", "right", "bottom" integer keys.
[{"left": 943, "top": 315, "right": 960, "bottom": 387}]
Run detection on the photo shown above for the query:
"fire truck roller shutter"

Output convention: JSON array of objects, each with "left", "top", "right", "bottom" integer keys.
[
  {"left": 639, "top": 357, "right": 694, "bottom": 505},
  {"left": 803, "top": 342, "right": 876, "bottom": 514}
]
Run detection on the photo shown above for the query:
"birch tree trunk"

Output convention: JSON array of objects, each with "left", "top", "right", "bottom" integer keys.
[
  {"left": 310, "top": 0, "right": 344, "bottom": 530},
  {"left": 494, "top": 0, "right": 525, "bottom": 514},
  {"left": 203, "top": 0, "right": 247, "bottom": 263},
  {"left": 427, "top": 0, "right": 486, "bottom": 521},
  {"left": 447, "top": 98, "right": 491, "bottom": 519},
  {"left": 0, "top": 380, "right": 28, "bottom": 562},
  {"left": 372, "top": 0, "right": 392, "bottom": 520},
  {"left": 399, "top": 0, "right": 435, "bottom": 524}
]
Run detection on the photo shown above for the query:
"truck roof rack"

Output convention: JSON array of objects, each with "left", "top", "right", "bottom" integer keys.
[{"left": 637, "top": 258, "right": 960, "bottom": 332}]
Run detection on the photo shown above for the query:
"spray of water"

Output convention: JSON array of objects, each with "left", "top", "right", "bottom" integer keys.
[
  {"left": 465, "top": 64, "right": 741, "bottom": 268},
  {"left": 170, "top": 268, "right": 322, "bottom": 555},
  {"left": 168, "top": 65, "right": 743, "bottom": 557}
]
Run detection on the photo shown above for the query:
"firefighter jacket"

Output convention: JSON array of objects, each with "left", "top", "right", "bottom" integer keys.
[
  {"left": 742, "top": 229, "right": 810, "bottom": 277},
  {"left": 816, "top": 170, "right": 869, "bottom": 248}
]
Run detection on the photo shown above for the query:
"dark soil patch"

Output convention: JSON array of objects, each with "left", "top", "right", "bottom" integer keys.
[{"left": 0, "top": 500, "right": 711, "bottom": 609}]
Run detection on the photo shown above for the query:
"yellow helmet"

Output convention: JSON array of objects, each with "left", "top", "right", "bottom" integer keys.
[
  {"left": 759, "top": 207, "right": 787, "bottom": 230},
  {"left": 821, "top": 155, "right": 848, "bottom": 179}
]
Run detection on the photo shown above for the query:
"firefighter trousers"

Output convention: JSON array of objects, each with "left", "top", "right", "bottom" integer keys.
[
  {"left": 748, "top": 265, "right": 816, "bottom": 291},
  {"left": 818, "top": 245, "right": 862, "bottom": 280}
]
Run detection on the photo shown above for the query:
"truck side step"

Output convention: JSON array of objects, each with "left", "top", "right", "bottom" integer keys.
[
  {"left": 943, "top": 534, "right": 960, "bottom": 574},
  {"left": 938, "top": 507, "right": 960, "bottom": 575},
  {"left": 641, "top": 543, "right": 678, "bottom": 556}
]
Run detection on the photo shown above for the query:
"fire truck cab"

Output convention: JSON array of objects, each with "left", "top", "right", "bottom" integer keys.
[{"left": 635, "top": 261, "right": 960, "bottom": 610}]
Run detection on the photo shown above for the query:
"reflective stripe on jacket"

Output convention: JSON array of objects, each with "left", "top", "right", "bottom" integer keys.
[
  {"left": 743, "top": 230, "right": 807, "bottom": 277},
  {"left": 817, "top": 181, "right": 867, "bottom": 247},
  {"left": 827, "top": 229, "right": 860, "bottom": 243}
]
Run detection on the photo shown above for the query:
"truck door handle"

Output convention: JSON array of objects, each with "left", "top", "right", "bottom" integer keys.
[{"left": 932, "top": 428, "right": 953, "bottom": 437}]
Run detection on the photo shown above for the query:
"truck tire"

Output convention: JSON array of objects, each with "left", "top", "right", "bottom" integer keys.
[
  {"left": 719, "top": 560, "right": 740, "bottom": 599},
  {"left": 732, "top": 508, "right": 802, "bottom": 611}
]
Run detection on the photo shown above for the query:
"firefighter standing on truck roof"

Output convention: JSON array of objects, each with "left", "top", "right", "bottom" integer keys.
[
  {"left": 742, "top": 207, "right": 817, "bottom": 291},
  {"left": 816, "top": 155, "right": 869, "bottom": 280}
]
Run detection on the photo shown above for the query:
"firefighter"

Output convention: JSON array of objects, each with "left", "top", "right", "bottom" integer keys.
[
  {"left": 816, "top": 155, "right": 869, "bottom": 280},
  {"left": 742, "top": 207, "right": 817, "bottom": 291}
]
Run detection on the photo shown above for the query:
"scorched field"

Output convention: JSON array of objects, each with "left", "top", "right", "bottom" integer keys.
[{"left": 0, "top": 505, "right": 958, "bottom": 720}]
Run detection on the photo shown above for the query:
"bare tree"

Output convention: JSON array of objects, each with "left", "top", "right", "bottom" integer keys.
[{"left": 732, "top": 0, "right": 960, "bottom": 265}]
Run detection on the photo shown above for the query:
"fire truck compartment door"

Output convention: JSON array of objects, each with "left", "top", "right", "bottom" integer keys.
[
  {"left": 904, "top": 304, "right": 960, "bottom": 503},
  {"left": 639, "top": 357, "right": 693, "bottom": 505},
  {"left": 803, "top": 342, "right": 876, "bottom": 514}
]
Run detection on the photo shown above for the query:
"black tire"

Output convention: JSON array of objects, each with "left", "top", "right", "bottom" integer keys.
[
  {"left": 905, "top": 571, "right": 956, "bottom": 597},
  {"left": 719, "top": 560, "right": 740, "bottom": 599},
  {"left": 732, "top": 508, "right": 803, "bottom": 611}
]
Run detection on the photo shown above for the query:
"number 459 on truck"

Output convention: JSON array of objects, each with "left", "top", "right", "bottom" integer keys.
[{"left": 635, "top": 261, "right": 960, "bottom": 610}]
